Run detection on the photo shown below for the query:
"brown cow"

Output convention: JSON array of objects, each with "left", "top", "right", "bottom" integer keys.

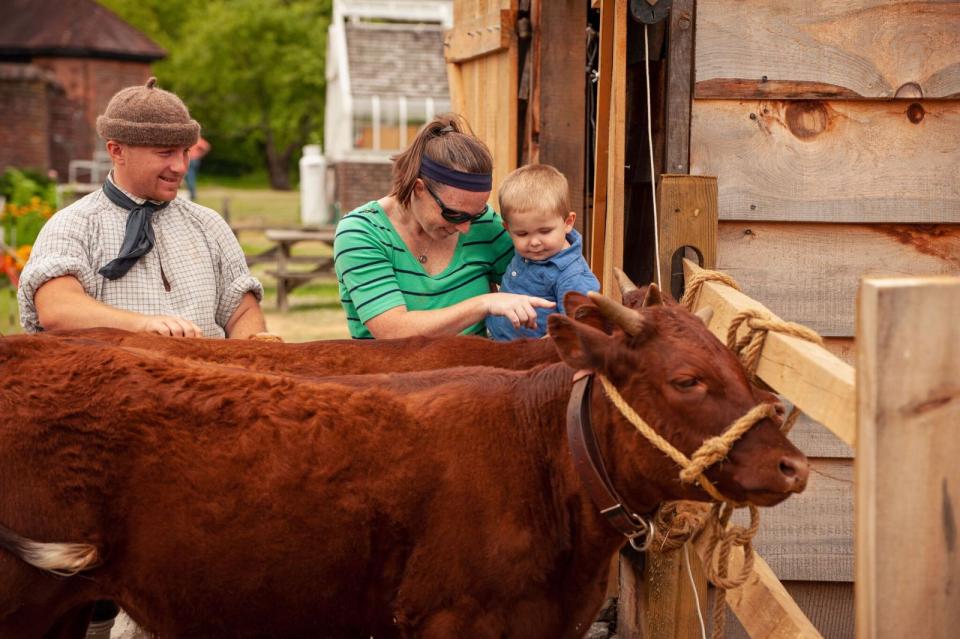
[{"left": 0, "top": 295, "right": 807, "bottom": 638}]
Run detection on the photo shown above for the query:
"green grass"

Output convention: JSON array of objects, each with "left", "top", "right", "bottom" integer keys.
[
  {"left": 0, "top": 286, "right": 20, "bottom": 335},
  {"left": 197, "top": 170, "right": 272, "bottom": 190},
  {"left": 194, "top": 182, "right": 349, "bottom": 341}
]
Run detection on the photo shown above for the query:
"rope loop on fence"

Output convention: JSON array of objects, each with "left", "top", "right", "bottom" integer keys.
[
  {"left": 726, "top": 308, "right": 824, "bottom": 435},
  {"left": 679, "top": 268, "right": 741, "bottom": 310},
  {"left": 726, "top": 308, "right": 824, "bottom": 378}
]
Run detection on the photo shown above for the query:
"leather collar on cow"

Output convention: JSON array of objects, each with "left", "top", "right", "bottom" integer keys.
[{"left": 566, "top": 375, "right": 655, "bottom": 551}]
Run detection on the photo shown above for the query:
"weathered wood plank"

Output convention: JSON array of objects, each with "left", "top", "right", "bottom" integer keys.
[
  {"left": 788, "top": 411, "right": 854, "bottom": 459},
  {"left": 732, "top": 458, "right": 853, "bottom": 582},
  {"left": 856, "top": 276, "right": 960, "bottom": 639},
  {"left": 444, "top": 8, "right": 514, "bottom": 64},
  {"left": 695, "top": 0, "right": 960, "bottom": 99},
  {"left": 664, "top": 0, "right": 695, "bottom": 173},
  {"left": 725, "top": 582, "right": 854, "bottom": 639},
  {"left": 589, "top": 0, "right": 615, "bottom": 276},
  {"left": 627, "top": 545, "right": 707, "bottom": 639},
  {"left": 599, "top": 0, "right": 627, "bottom": 294},
  {"left": 452, "top": 0, "right": 518, "bottom": 204},
  {"left": 657, "top": 175, "right": 717, "bottom": 299},
  {"left": 690, "top": 100, "right": 960, "bottom": 222},
  {"left": 692, "top": 535, "right": 823, "bottom": 638},
  {"left": 716, "top": 222, "right": 960, "bottom": 336},
  {"left": 539, "top": 0, "right": 586, "bottom": 218},
  {"left": 683, "top": 259, "right": 856, "bottom": 448}
]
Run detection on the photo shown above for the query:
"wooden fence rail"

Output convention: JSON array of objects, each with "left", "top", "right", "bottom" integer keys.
[
  {"left": 629, "top": 263, "right": 959, "bottom": 639},
  {"left": 856, "top": 277, "right": 960, "bottom": 639}
]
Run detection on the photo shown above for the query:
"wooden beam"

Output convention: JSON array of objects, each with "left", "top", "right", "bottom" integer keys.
[
  {"left": 690, "top": 100, "right": 960, "bottom": 223},
  {"left": 856, "top": 276, "right": 960, "bottom": 639},
  {"left": 443, "top": 9, "right": 515, "bottom": 64},
  {"left": 657, "top": 175, "right": 717, "bottom": 300},
  {"left": 683, "top": 259, "right": 856, "bottom": 448},
  {"left": 695, "top": 0, "right": 960, "bottom": 99},
  {"left": 446, "top": 61, "right": 466, "bottom": 115},
  {"left": 538, "top": 0, "right": 587, "bottom": 222},
  {"left": 691, "top": 534, "right": 824, "bottom": 638},
  {"left": 589, "top": 0, "right": 615, "bottom": 278},
  {"left": 600, "top": 0, "right": 627, "bottom": 296},
  {"left": 619, "top": 543, "right": 708, "bottom": 639},
  {"left": 664, "top": 0, "right": 695, "bottom": 173},
  {"left": 716, "top": 222, "right": 960, "bottom": 337}
]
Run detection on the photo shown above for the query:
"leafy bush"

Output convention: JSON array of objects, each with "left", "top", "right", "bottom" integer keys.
[{"left": 0, "top": 168, "right": 57, "bottom": 286}]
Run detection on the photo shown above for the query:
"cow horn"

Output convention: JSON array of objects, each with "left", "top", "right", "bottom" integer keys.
[
  {"left": 642, "top": 283, "right": 664, "bottom": 307},
  {"left": 694, "top": 306, "right": 714, "bottom": 326},
  {"left": 587, "top": 291, "right": 645, "bottom": 335},
  {"left": 613, "top": 267, "right": 639, "bottom": 298}
]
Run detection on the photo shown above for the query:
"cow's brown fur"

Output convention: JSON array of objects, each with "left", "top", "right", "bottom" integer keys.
[
  {"left": 40, "top": 291, "right": 614, "bottom": 378},
  {"left": 0, "top": 297, "right": 807, "bottom": 639}
]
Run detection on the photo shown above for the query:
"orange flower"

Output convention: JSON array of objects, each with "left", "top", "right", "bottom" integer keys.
[{"left": 15, "top": 244, "right": 31, "bottom": 269}]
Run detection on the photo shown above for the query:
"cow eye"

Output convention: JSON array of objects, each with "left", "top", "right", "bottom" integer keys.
[{"left": 672, "top": 377, "right": 700, "bottom": 390}]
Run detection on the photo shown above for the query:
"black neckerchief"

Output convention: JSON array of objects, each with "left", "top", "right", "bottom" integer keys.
[{"left": 98, "top": 179, "right": 169, "bottom": 280}]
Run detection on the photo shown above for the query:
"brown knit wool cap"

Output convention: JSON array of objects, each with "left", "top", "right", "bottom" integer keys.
[{"left": 96, "top": 77, "right": 200, "bottom": 147}]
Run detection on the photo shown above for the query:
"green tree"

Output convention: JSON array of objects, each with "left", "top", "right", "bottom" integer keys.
[{"left": 98, "top": 0, "right": 331, "bottom": 190}]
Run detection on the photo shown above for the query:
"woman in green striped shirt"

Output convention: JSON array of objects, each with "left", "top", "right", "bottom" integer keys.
[{"left": 334, "top": 115, "right": 554, "bottom": 339}]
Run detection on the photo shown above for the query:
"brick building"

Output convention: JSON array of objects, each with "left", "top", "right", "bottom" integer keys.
[
  {"left": 324, "top": 0, "right": 452, "bottom": 214},
  {"left": 0, "top": 0, "right": 165, "bottom": 180}
]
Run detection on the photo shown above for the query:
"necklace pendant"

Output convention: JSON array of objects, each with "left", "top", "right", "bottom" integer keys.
[{"left": 418, "top": 254, "right": 428, "bottom": 264}]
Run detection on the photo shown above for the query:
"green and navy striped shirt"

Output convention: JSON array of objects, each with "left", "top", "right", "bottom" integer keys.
[{"left": 334, "top": 201, "right": 514, "bottom": 339}]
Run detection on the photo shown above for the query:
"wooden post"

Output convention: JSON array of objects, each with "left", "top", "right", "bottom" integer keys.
[
  {"left": 657, "top": 175, "right": 717, "bottom": 299},
  {"left": 589, "top": 0, "right": 616, "bottom": 279},
  {"left": 664, "top": 0, "right": 695, "bottom": 174},
  {"left": 538, "top": 0, "right": 586, "bottom": 221},
  {"left": 856, "top": 276, "right": 960, "bottom": 639},
  {"left": 618, "top": 543, "right": 708, "bottom": 639}
]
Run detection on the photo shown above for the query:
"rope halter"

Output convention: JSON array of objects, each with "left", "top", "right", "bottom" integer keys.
[{"left": 595, "top": 374, "right": 778, "bottom": 504}]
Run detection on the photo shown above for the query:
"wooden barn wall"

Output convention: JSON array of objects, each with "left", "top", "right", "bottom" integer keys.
[
  {"left": 686, "top": 0, "right": 960, "bottom": 606},
  {"left": 446, "top": 0, "right": 519, "bottom": 201}
]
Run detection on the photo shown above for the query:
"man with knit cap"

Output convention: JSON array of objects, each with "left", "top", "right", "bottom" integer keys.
[{"left": 18, "top": 77, "right": 266, "bottom": 339}]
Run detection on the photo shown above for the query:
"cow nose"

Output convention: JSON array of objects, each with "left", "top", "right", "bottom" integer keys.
[{"left": 778, "top": 453, "right": 809, "bottom": 492}]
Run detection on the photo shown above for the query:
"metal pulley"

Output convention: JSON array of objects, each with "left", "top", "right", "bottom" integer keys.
[{"left": 630, "top": 0, "right": 672, "bottom": 24}]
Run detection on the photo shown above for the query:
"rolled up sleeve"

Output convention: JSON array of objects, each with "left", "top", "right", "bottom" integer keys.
[
  {"left": 17, "top": 213, "right": 98, "bottom": 333},
  {"left": 208, "top": 214, "right": 263, "bottom": 328}
]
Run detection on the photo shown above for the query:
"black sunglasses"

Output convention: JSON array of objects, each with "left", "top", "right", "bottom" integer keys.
[{"left": 423, "top": 182, "right": 487, "bottom": 224}]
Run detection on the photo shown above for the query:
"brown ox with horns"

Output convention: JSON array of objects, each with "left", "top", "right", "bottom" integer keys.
[{"left": 0, "top": 291, "right": 805, "bottom": 638}]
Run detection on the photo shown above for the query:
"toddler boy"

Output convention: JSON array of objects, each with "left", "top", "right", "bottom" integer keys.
[{"left": 486, "top": 164, "right": 600, "bottom": 340}]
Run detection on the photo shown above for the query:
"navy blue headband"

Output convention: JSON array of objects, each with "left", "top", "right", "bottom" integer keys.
[{"left": 420, "top": 155, "right": 492, "bottom": 192}]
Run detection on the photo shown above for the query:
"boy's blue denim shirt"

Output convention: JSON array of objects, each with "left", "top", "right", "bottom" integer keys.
[{"left": 486, "top": 228, "right": 600, "bottom": 341}]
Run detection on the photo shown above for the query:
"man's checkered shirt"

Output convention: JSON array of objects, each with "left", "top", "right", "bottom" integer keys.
[{"left": 18, "top": 179, "right": 263, "bottom": 338}]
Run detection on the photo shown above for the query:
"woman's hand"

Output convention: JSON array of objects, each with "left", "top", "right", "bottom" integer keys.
[{"left": 484, "top": 293, "right": 556, "bottom": 330}]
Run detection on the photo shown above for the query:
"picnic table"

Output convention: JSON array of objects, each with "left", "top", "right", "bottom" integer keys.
[{"left": 260, "top": 227, "right": 337, "bottom": 311}]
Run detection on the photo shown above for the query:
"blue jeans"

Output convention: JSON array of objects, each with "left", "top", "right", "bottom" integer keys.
[{"left": 186, "top": 159, "right": 201, "bottom": 200}]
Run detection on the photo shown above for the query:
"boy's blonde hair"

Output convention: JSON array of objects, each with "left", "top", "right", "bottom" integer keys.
[{"left": 498, "top": 164, "right": 569, "bottom": 222}]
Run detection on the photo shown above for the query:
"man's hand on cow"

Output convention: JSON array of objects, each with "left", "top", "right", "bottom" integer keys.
[
  {"left": 485, "top": 293, "right": 555, "bottom": 330},
  {"left": 139, "top": 315, "right": 204, "bottom": 338}
]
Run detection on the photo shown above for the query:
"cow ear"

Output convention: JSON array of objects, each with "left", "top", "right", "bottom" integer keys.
[
  {"left": 562, "top": 291, "right": 591, "bottom": 317},
  {"left": 641, "top": 283, "right": 664, "bottom": 307},
  {"left": 564, "top": 291, "right": 613, "bottom": 334},
  {"left": 547, "top": 314, "right": 612, "bottom": 370}
]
